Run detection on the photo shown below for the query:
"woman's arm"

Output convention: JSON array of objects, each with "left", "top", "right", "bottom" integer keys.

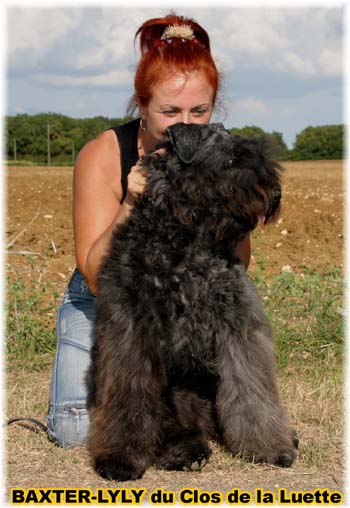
[
  {"left": 235, "top": 234, "right": 251, "bottom": 270},
  {"left": 73, "top": 130, "right": 146, "bottom": 295}
]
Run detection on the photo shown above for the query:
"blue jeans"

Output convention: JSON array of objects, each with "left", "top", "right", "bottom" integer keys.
[{"left": 47, "top": 268, "right": 95, "bottom": 448}]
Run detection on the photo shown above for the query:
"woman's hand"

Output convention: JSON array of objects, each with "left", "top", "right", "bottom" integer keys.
[
  {"left": 125, "top": 148, "right": 165, "bottom": 205},
  {"left": 124, "top": 159, "right": 149, "bottom": 206}
]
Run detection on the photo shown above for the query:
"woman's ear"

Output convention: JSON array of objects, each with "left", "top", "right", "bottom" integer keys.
[{"left": 137, "top": 100, "right": 147, "bottom": 120}]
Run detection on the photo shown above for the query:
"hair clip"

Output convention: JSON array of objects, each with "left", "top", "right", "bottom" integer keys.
[{"left": 161, "top": 24, "right": 195, "bottom": 41}]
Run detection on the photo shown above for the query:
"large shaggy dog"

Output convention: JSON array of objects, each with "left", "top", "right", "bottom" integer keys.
[{"left": 87, "top": 123, "right": 297, "bottom": 481}]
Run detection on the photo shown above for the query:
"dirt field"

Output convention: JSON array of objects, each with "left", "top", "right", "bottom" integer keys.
[
  {"left": 6, "top": 160, "right": 344, "bottom": 287},
  {"left": 5, "top": 161, "right": 344, "bottom": 499}
]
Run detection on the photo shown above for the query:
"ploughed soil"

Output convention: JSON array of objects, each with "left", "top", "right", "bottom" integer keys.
[
  {"left": 6, "top": 160, "right": 344, "bottom": 287},
  {"left": 5, "top": 161, "right": 345, "bottom": 500}
]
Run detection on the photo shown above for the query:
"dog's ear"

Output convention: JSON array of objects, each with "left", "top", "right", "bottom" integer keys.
[
  {"left": 209, "top": 123, "right": 228, "bottom": 134},
  {"left": 166, "top": 123, "right": 203, "bottom": 164}
]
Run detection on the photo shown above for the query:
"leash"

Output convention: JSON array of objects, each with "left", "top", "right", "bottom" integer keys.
[{"left": 6, "top": 417, "right": 48, "bottom": 433}]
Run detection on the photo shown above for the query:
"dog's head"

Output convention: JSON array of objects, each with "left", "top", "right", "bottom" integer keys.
[{"left": 142, "top": 122, "right": 282, "bottom": 246}]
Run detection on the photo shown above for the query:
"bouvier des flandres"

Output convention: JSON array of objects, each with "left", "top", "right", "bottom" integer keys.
[{"left": 87, "top": 122, "right": 297, "bottom": 481}]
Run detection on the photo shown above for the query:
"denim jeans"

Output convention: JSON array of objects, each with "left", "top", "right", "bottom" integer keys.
[{"left": 47, "top": 268, "right": 95, "bottom": 448}]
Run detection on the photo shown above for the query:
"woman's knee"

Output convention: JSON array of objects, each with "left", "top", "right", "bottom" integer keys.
[{"left": 47, "top": 404, "right": 90, "bottom": 448}]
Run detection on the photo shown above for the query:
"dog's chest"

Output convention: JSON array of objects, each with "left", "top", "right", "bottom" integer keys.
[
  {"left": 142, "top": 253, "right": 239, "bottom": 368},
  {"left": 104, "top": 198, "right": 248, "bottom": 379},
  {"left": 159, "top": 275, "right": 218, "bottom": 396}
]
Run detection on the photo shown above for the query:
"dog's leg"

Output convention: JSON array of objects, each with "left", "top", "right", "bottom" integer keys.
[
  {"left": 155, "top": 390, "right": 213, "bottom": 472},
  {"left": 88, "top": 330, "right": 166, "bottom": 481},
  {"left": 215, "top": 319, "right": 297, "bottom": 467}
]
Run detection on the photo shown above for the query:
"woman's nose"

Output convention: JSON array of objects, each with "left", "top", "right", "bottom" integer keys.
[{"left": 180, "top": 113, "right": 191, "bottom": 124}]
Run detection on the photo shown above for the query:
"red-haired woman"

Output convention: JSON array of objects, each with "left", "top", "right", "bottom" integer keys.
[{"left": 47, "top": 13, "right": 251, "bottom": 447}]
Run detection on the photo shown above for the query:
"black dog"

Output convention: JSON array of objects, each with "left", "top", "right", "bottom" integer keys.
[{"left": 87, "top": 123, "right": 297, "bottom": 481}]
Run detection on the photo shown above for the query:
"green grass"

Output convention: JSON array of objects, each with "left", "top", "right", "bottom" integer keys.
[
  {"left": 5, "top": 160, "right": 36, "bottom": 166},
  {"left": 6, "top": 278, "right": 59, "bottom": 370},
  {"left": 6, "top": 264, "right": 343, "bottom": 373},
  {"left": 250, "top": 265, "right": 344, "bottom": 370},
  {"left": 5, "top": 160, "right": 73, "bottom": 167}
]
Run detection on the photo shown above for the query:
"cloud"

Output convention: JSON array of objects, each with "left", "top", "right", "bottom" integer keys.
[
  {"left": 7, "top": 7, "right": 159, "bottom": 77},
  {"left": 35, "top": 69, "right": 134, "bottom": 88},
  {"left": 278, "top": 51, "right": 316, "bottom": 77},
  {"left": 199, "top": 7, "right": 343, "bottom": 79},
  {"left": 13, "top": 105, "right": 25, "bottom": 114},
  {"left": 7, "top": 8, "right": 83, "bottom": 70},
  {"left": 7, "top": 6, "right": 343, "bottom": 83},
  {"left": 317, "top": 48, "right": 343, "bottom": 77},
  {"left": 233, "top": 97, "right": 267, "bottom": 114}
]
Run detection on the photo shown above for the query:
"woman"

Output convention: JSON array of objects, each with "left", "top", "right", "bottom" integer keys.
[{"left": 47, "top": 13, "right": 251, "bottom": 447}]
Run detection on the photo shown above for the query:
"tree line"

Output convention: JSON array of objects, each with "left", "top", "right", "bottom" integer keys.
[{"left": 4, "top": 113, "right": 344, "bottom": 164}]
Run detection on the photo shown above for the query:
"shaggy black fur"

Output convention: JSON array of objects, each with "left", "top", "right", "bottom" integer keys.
[{"left": 87, "top": 123, "right": 297, "bottom": 481}]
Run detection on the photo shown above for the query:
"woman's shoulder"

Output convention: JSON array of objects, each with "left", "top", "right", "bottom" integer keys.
[
  {"left": 76, "top": 118, "right": 139, "bottom": 166},
  {"left": 75, "top": 129, "right": 121, "bottom": 177},
  {"left": 77, "top": 129, "right": 120, "bottom": 168},
  {"left": 74, "top": 129, "right": 122, "bottom": 199}
]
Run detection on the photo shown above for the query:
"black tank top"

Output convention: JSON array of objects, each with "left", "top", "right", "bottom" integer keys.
[{"left": 110, "top": 118, "right": 140, "bottom": 203}]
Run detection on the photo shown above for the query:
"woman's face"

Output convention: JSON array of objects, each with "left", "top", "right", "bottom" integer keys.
[{"left": 139, "top": 71, "right": 214, "bottom": 147}]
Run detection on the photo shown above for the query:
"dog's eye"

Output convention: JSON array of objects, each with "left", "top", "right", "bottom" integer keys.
[{"left": 273, "top": 189, "right": 281, "bottom": 202}]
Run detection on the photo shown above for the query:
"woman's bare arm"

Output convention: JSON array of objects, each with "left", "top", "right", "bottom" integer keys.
[{"left": 73, "top": 130, "right": 146, "bottom": 295}]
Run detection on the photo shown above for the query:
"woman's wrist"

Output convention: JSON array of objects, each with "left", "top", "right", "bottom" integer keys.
[{"left": 123, "top": 192, "right": 136, "bottom": 208}]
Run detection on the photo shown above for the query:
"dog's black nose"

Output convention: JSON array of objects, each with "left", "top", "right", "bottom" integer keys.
[{"left": 166, "top": 123, "right": 203, "bottom": 164}]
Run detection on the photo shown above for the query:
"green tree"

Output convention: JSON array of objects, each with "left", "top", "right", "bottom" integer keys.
[
  {"left": 266, "top": 131, "right": 289, "bottom": 160},
  {"left": 230, "top": 125, "right": 290, "bottom": 160},
  {"left": 291, "top": 125, "right": 344, "bottom": 160},
  {"left": 5, "top": 113, "right": 132, "bottom": 164}
]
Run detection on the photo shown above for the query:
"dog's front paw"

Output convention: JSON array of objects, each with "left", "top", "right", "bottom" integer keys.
[
  {"left": 238, "top": 438, "right": 297, "bottom": 469},
  {"left": 274, "top": 430, "right": 298, "bottom": 468},
  {"left": 275, "top": 447, "right": 297, "bottom": 468},
  {"left": 260, "top": 440, "right": 297, "bottom": 468},
  {"left": 95, "top": 460, "right": 144, "bottom": 481},
  {"left": 181, "top": 452, "right": 211, "bottom": 472},
  {"left": 156, "top": 433, "right": 211, "bottom": 472}
]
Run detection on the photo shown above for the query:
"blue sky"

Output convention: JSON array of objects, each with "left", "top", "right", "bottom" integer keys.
[{"left": 6, "top": 5, "right": 344, "bottom": 148}]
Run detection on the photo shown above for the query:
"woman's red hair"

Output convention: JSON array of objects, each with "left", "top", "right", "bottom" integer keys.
[{"left": 130, "top": 13, "right": 220, "bottom": 111}]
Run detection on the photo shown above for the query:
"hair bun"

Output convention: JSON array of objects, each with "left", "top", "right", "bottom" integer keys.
[{"left": 135, "top": 13, "right": 210, "bottom": 54}]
